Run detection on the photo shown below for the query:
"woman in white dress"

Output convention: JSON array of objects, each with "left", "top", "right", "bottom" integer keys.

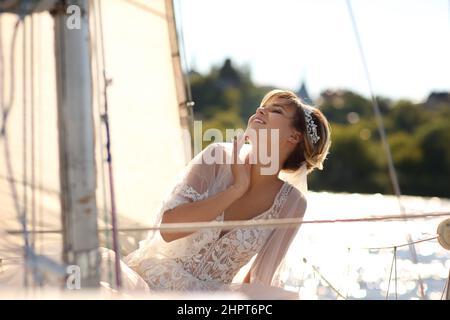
[{"left": 104, "top": 89, "right": 332, "bottom": 298}]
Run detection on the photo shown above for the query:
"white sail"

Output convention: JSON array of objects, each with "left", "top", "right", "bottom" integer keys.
[{"left": 0, "top": 0, "right": 192, "bottom": 287}]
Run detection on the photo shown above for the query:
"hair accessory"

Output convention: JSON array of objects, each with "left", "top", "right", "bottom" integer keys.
[{"left": 304, "top": 108, "right": 320, "bottom": 144}]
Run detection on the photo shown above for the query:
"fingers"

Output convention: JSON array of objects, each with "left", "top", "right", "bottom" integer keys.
[
  {"left": 233, "top": 136, "right": 238, "bottom": 164},
  {"left": 233, "top": 134, "right": 245, "bottom": 164},
  {"left": 236, "top": 132, "right": 246, "bottom": 146}
]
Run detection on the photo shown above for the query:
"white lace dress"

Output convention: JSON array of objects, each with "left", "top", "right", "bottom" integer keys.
[
  {"left": 124, "top": 181, "right": 293, "bottom": 292},
  {"left": 108, "top": 142, "right": 307, "bottom": 298}
]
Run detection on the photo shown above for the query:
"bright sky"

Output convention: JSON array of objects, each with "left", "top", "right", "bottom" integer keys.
[{"left": 177, "top": 0, "right": 450, "bottom": 102}]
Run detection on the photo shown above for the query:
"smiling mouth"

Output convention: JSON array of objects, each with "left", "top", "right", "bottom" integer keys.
[{"left": 253, "top": 117, "right": 266, "bottom": 125}]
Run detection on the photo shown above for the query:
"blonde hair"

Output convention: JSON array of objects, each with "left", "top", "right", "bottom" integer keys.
[{"left": 260, "top": 89, "right": 332, "bottom": 173}]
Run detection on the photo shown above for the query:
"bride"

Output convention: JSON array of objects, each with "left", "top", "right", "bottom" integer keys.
[{"left": 101, "top": 89, "right": 331, "bottom": 299}]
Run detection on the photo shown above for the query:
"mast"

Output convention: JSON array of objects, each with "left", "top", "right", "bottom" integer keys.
[{"left": 53, "top": 0, "right": 100, "bottom": 288}]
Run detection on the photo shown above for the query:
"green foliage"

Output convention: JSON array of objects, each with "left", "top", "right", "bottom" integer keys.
[{"left": 189, "top": 58, "right": 450, "bottom": 197}]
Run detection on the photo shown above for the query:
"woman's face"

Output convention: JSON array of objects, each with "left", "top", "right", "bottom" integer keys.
[{"left": 246, "top": 96, "right": 300, "bottom": 145}]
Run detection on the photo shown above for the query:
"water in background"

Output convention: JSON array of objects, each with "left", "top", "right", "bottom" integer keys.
[{"left": 283, "top": 191, "right": 450, "bottom": 300}]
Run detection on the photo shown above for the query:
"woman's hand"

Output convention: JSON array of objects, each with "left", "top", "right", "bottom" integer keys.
[{"left": 230, "top": 135, "right": 251, "bottom": 197}]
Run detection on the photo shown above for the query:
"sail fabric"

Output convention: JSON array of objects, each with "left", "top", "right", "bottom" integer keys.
[{"left": 0, "top": 0, "right": 191, "bottom": 288}]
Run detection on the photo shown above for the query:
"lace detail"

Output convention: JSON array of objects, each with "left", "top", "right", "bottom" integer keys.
[
  {"left": 133, "top": 182, "right": 294, "bottom": 291},
  {"left": 161, "top": 184, "right": 209, "bottom": 213},
  {"left": 271, "top": 183, "right": 293, "bottom": 218},
  {"left": 175, "top": 184, "right": 209, "bottom": 202},
  {"left": 181, "top": 212, "right": 273, "bottom": 284}
]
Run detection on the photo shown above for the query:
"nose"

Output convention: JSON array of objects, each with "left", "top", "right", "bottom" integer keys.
[{"left": 256, "top": 106, "right": 267, "bottom": 116}]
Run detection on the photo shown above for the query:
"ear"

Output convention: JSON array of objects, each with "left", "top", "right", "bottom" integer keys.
[{"left": 288, "top": 131, "right": 302, "bottom": 144}]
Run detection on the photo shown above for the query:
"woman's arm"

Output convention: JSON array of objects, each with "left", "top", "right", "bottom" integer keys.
[
  {"left": 161, "top": 136, "right": 251, "bottom": 243},
  {"left": 160, "top": 184, "right": 244, "bottom": 242}
]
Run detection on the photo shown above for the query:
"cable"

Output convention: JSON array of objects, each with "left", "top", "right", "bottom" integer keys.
[
  {"left": 5, "top": 211, "right": 450, "bottom": 235},
  {"left": 91, "top": 0, "right": 113, "bottom": 288},
  {"left": 30, "top": 12, "right": 36, "bottom": 256},
  {"left": 303, "top": 257, "right": 346, "bottom": 299},
  {"left": 385, "top": 247, "right": 395, "bottom": 299},
  {"left": 96, "top": 0, "right": 122, "bottom": 289},
  {"left": 173, "top": 0, "right": 195, "bottom": 154},
  {"left": 362, "top": 236, "right": 438, "bottom": 251},
  {"left": 0, "top": 174, "right": 59, "bottom": 195},
  {"left": 0, "top": 16, "right": 3, "bottom": 119},
  {"left": 1, "top": 19, "right": 20, "bottom": 136},
  {"left": 441, "top": 269, "right": 450, "bottom": 300},
  {"left": 22, "top": 14, "right": 29, "bottom": 288},
  {"left": 346, "top": 0, "right": 426, "bottom": 299}
]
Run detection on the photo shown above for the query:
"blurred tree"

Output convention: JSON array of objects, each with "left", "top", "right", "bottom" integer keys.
[
  {"left": 309, "top": 124, "right": 386, "bottom": 193},
  {"left": 188, "top": 58, "right": 450, "bottom": 197}
]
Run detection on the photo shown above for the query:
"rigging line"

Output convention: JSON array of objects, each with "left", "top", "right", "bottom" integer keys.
[
  {"left": 0, "top": 16, "right": 3, "bottom": 115},
  {"left": 0, "top": 19, "right": 20, "bottom": 136},
  {"left": 6, "top": 211, "right": 450, "bottom": 235},
  {"left": 97, "top": 0, "right": 122, "bottom": 289},
  {"left": 120, "top": 0, "right": 166, "bottom": 20},
  {"left": 361, "top": 236, "right": 438, "bottom": 251},
  {"left": 385, "top": 247, "right": 397, "bottom": 300},
  {"left": 0, "top": 173, "right": 61, "bottom": 196},
  {"left": 173, "top": 0, "right": 194, "bottom": 104},
  {"left": 91, "top": 0, "right": 113, "bottom": 287},
  {"left": 303, "top": 257, "right": 346, "bottom": 299},
  {"left": 22, "top": 14, "right": 29, "bottom": 288},
  {"left": 441, "top": 269, "right": 450, "bottom": 300},
  {"left": 0, "top": 20, "right": 23, "bottom": 273},
  {"left": 30, "top": 12, "right": 36, "bottom": 256},
  {"left": 394, "top": 247, "right": 397, "bottom": 300},
  {"left": 173, "top": 0, "right": 195, "bottom": 152},
  {"left": 345, "top": 247, "right": 351, "bottom": 299},
  {"left": 345, "top": 0, "right": 426, "bottom": 299},
  {"left": 36, "top": 12, "right": 43, "bottom": 256}
]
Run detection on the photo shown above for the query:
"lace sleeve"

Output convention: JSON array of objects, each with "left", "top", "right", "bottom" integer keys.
[
  {"left": 158, "top": 143, "right": 223, "bottom": 216},
  {"left": 160, "top": 184, "right": 209, "bottom": 213},
  {"left": 249, "top": 187, "right": 307, "bottom": 287}
]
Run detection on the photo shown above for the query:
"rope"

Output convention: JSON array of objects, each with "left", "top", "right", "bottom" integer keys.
[
  {"left": 0, "top": 173, "right": 59, "bottom": 195},
  {"left": 1, "top": 18, "right": 29, "bottom": 246},
  {"left": 346, "top": 0, "right": 426, "bottom": 299},
  {"left": 362, "top": 236, "right": 438, "bottom": 251},
  {"left": 5, "top": 211, "right": 450, "bottom": 235},
  {"left": 173, "top": 0, "right": 195, "bottom": 120},
  {"left": 30, "top": 12, "right": 36, "bottom": 256},
  {"left": 0, "top": 16, "right": 3, "bottom": 125},
  {"left": 441, "top": 269, "right": 450, "bottom": 300},
  {"left": 385, "top": 247, "right": 397, "bottom": 300},
  {"left": 1, "top": 19, "right": 20, "bottom": 136},
  {"left": 22, "top": 14, "right": 29, "bottom": 288},
  {"left": 36, "top": 13, "right": 43, "bottom": 256},
  {"left": 96, "top": 0, "right": 122, "bottom": 289},
  {"left": 173, "top": 2, "right": 195, "bottom": 155},
  {"left": 303, "top": 257, "right": 346, "bottom": 299},
  {"left": 90, "top": 0, "right": 113, "bottom": 290},
  {"left": 345, "top": 247, "right": 351, "bottom": 299},
  {"left": 395, "top": 247, "right": 398, "bottom": 300}
]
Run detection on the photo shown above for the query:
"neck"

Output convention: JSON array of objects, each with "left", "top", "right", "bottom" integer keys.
[
  {"left": 249, "top": 163, "right": 280, "bottom": 189},
  {"left": 245, "top": 140, "right": 291, "bottom": 190},
  {"left": 248, "top": 147, "right": 288, "bottom": 190}
]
